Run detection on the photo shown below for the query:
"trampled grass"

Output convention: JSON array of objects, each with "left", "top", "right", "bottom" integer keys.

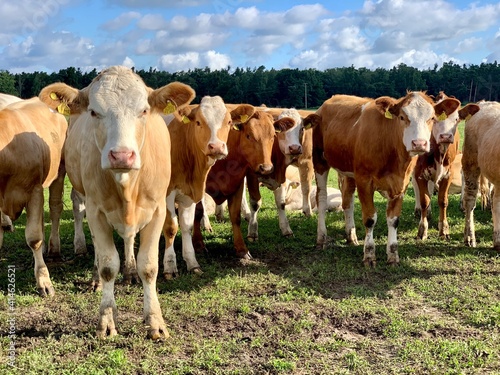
[{"left": 1, "top": 170, "right": 499, "bottom": 374}]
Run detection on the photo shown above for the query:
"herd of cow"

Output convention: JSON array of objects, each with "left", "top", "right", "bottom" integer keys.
[{"left": 1, "top": 65, "right": 499, "bottom": 339}]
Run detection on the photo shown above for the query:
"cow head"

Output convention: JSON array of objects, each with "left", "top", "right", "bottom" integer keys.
[
  {"left": 39, "top": 66, "right": 195, "bottom": 171},
  {"left": 181, "top": 97, "right": 255, "bottom": 160},
  {"left": 275, "top": 108, "right": 321, "bottom": 161},
  {"left": 375, "top": 91, "right": 460, "bottom": 156},
  {"left": 233, "top": 111, "right": 295, "bottom": 175}
]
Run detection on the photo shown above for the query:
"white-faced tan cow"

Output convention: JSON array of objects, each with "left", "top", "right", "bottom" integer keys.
[
  {"left": 0, "top": 97, "right": 67, "bottom": 297},
  {"left": 412, "top": 93, "right": 479, "bottom": 240},
  {"left": 162, "top": 97, "right": 255, "bottom": 279},
  {"left": 192, "top": 111, "right": 295, "bottom": 259},
  {"left": 245, "top": 108, "right": 321, "bottom": 241},
  {"left": 462, "top": 101, "right": 500, "bottom": 250},
  {"left": 39, "top": 66, "right": 195, "bottom": 339},
  {"left": 313, "top": 92, "right": 460, "bottom": 266}
]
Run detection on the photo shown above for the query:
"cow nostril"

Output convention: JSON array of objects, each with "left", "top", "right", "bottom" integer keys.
[
  {"left": 289, "top": 145, "right": 302, "bottom": 155},
  {"left": 258, "top": 164, "right": 274, "bottom": 175}
]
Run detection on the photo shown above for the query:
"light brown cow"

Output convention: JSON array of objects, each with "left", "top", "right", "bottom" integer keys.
[
  {"left": 412, "top": 94, "right": 479, "bottom": 240},
  {"left": 462, "top": 101, "right": 500, "bottom": 250},
  {"left": 0, "top": 97, "right": 67, "bottom": 297},
  {"left": 39, "top": 66, "right": 195, "bottom": 339},
  {"left": 313, "top": 92, "right": 460, "bottom": 266},
  {"left": 162, "top": 97, "right": 255, "bottom": 279}
]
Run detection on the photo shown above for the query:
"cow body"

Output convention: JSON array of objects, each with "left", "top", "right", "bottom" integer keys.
[
  {"left": 40, "top": 66, "right": 195, "bottom": 339},
  {"left": 0, "top": 97, "right": 67, "bottom": 296},
  {"left": 462, "top": 101, "right": 500, "bottom": 250},
  {"left": 412, "top": 94, "right": 479, "bottom": 240},
  {"left": 313, "top": 92, "right": 458, "bottom": 266},
  {"left": 192, "top": 111, "right": 294, "bottom": 259},
  {"left": 162, "top": 97, "right": 255, "bottom": 278}
]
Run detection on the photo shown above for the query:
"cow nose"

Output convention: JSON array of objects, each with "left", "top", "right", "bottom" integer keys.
[
  {"left": 288, "top": 144, "right": 302, "bottom": 155},
  {"left": 208, "top": 142, "right": 227, "bottom": 157},
  {"left": 438, "top": 133, "right": 453, "bottom": 144},
  {"left": 108, "top": 150, "right": 136, "bottom": 169},
  {"left": 411, "top": 139, "right": 428, "bottom": 152},
  {"left": 258, "top": 164, "right": 274, "bottom": 175}
]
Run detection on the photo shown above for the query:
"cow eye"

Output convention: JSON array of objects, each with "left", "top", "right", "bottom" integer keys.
[
  {"left": 400, "top": 115, "right": 404, "bottom": 121},
  {"left": 246, "top": 134, "right": 251, "bottom": 140},
  {"left": 90, "top": 109, "right": 99, "bottom": 118}
]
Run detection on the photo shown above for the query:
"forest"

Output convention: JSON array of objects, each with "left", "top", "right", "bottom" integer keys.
[{"left": 0, "top": 61, "right": 499, "bottom": 108}]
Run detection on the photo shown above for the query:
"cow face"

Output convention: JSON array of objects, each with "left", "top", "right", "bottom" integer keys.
[
  {"left": 39, "top": 66, "right": 195, "bottom": 171},
  {"left": 431, "top": 95, "right": 462, "bottom": 149},
  {"left": 276, "top": 109, "right": 320, "bottom": 161}
]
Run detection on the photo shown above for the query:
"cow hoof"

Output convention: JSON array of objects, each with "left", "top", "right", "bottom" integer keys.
[
  {"left": 2, "top": 224, "right": 14, "bottom": 232},
  {"left": 387, "top": 260, "right": 399, "bottom": 267},
  {"left": 163, "top": 272, "right": 178, "bottom": 280},
  {"left": 45, "top": 253, "right": 64, "bottom": 264},
  {"left": 236, "top": 251, "right": 253, "bottom": 260},
  {"left": 148, "top": 327, "right": 169, "bottom": 341},
  {"left": 191, "top": 267, "right": 203, "bottom": 275},
  {"left": 439, "top": 234, "right": 450, "bottom": 241},
  {"left": 74, "top": 246, "right": 88, "bottom": 256},
  {"left": 247, "top": 235, "right": 258, "bottom": 242},
  {"left": 37, "top": 285, "right": 55, "bottom": 298},
  {"left": 90, "top": 279, "right": 102, "bottom": 292},
  {"left": 96, "top": 326, "right": 118, "bottom": 339},
  {"left": 363, "top": 259, "right": 377, "bottom": 268}
]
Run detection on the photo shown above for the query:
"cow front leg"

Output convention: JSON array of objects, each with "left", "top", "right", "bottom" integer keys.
[
  {"left": 274, "top": 183, "right": 293, "bottom": 237},
  {"left": 492, "top": 187, "right": 500, "bottom": 251},
  {"left": 47, "top": 164, "right": 65, "bottom": 261},
  {"left": 178, "top": 203, "right": 202, "bottom": 274},
  {"left": 357, "top": 184, "right": 377, "bottom": 267},
  {"left": 299, "top": 159, "right": 314, "bottom": 217},
  {"left": 228, "top": 182, "right": 250, "bottom": 258},
  {"left": 25, "top": 186, "right": 55, "bottom": 297},
  {"left": 246, "top": 173, "right": 261, "bottom": 242},
  {"left": 163, "top": 201, "right": 179, "bottom": 279},
  {"left": 463, "top": 168, "right": 480, "bottom": 247},
  {"left": 386, "top": 195, "right": 404, "bottom": 265},
  {"left": 122, "top": 236, "right": 139, "bottom": 285},
  {"left": 341, "top": 176, "right": 358, "bottom": 245},
  {"left": 139, "top": 206, "right": 168, "bottom": 340},
  {"left": 193, "top": 201, "right": 207, "bottom": 253},
  {"left": 315, "top": 169, "right": 329, "bottom": 249},
  {"left": 417, "top": 177, "right": 431, "bottom": 240},
  {"left": 88, "top": 208, "right": 119, "bottom": 338},
  {"left": 438, "top": 176, "right": 452, "bottom": 240},
  {"left": 71, "top": 188, "right": 88, "bottom": 255}
]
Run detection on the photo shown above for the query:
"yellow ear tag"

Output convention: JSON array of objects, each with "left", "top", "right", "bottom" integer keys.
[
  {"left": 437, "top": 112, "right": 447, "bottom": 121},
  {"left": 50, "top": 92, "right": 58, "bottom": 100},
  {"left": 182, "top": 115, "right": 190, "bottom": 124},
  {"left": 239, "top": 114, "right": 249, "bottom": 123},
  {"left": 465, "top": 114, "right": 472, "bottom": 121},
  {"left": 163, "top": 102, "right": 176, "bottom": 115},
  {"left": 232, "top": 124, "right": 240, "bottom": 131},
  {"left": 385, "top": 110, "right": 393, "bottom": 119},
  {"left": 57, "top": 102, "right": 70, "bottom": 116},
  {"left": 275, "top": 129, "right": 282, "bottom": 133}
]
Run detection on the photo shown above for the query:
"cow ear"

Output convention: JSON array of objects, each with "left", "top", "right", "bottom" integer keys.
[
  {"left": 459, "top": 104, "right": 480, "bottom": 121},
  {"left": 274, "top": 117, "right": 295, "bottom": 133},
  {"left": 39, "top": 82, "right": 87, "bottom": 115},
  {"left": 374, "top": 96, "right": 397, "bottom": 119},
  {"left": 434, "top": 98, "right": 461, "bottom": 119},
  {"left": 303, "top": 114, "right": 321, "bottom": 130},
  {"left": 149, "top": 82, "right": 195, "bottom": 115},
  {"left": 231, "top": 104, "right": 255, "bottom": 124},
  {"left": 176, "top": 106, "right": 195, "bottom": 124}
]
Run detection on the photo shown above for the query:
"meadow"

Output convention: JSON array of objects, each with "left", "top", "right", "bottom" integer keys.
[{"left": 1, "top": 124, "right": 500, "bottom": 374}]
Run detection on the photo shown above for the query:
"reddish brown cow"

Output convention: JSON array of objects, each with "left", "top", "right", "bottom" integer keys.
[
  {"left": 412, "top": 93, "right": 479, "bottom": 240},
  {"left": 192, "top": 111, "right": 295, "bottom": 259},
  {"left": 313, "top": 92, "right": 461, "bottom": 266}
]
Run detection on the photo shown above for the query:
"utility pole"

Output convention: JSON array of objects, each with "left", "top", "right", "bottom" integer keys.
[{"left": 304, "top": 83, "right": 307, "bottom": 109}]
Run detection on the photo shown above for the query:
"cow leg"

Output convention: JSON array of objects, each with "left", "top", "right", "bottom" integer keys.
[
  {"left": 88, "top": 206, "right": 119, "bottom": 338},
  {"left": 163, "top": 204, "right": 179, "bottom": 279},
  {"left": 411, "top": 172, "right": 421, "bottom": 217},
  {"left": 315, "top": 170, "right": 329, "bottom": 249},
  {"left": 274, "top": 183, "right": 293, "bottom": 237},
  {"left": 193, "top": 201, "right": 208, "bottom": 253},
  {"left": 178, "top": 203, "right": 202, "bottom": 274},
  {"left": 463, "top": 168, "right": 480, "bottom": 247},
  {"left": 215, "top": 202, "right": 226, "bottom": 221},
  {"left": 416, "top": 176, "right": 432, "bottom": 240},
  {"left": 299, "top": 159, "right": 314, "bottom": 217},
  {"left": 437, "top": 175, "right": 452, "bottom": 240},
  {"left": 356, "top": 183, "right": 377, "bottom": 267},
  {"left": 241, "top": 177, "right": 251, "bottom": 222},
  {"left": 1, "top": 211, "right": 13, "bottom": 232},
  {"left": 26, "top": 185, "right": 55, "bottom": 297},
  {"left": 138, "top": 206, "right": 168, "bottom": 340},
  {"left": 386, "top": 195, "right": 404, "bottom": 265},
  {"left": 46, "top": 166, "right": 65, "bottom": 261},
  {"left": 122, "top": 236, "right": 139, "bottom": 285},
  {"left": 491, "top": 186, "right": 500, "bottom": 251},
  {"left": 200, "top": 195, "right": 213, "bottom": 233},
  {"left": 228, "top": 181, "right": 250, "bottom": 258},
  {"left": 71, "top": 188, "right": 88, "bottom": 255},
  {"left": 246, "top": 172, "right": 261, "bottom": 242},
  {"left": 341, "top": 176, "right": 358, "bottom": 245}
]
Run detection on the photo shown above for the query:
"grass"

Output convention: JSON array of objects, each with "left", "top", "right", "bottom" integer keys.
[{"left": 1, "top": 136, "right": 500, "bottom": 373}]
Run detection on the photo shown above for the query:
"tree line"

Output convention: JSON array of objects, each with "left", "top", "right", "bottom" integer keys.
[{"left": 0, "top": 61, "right": 499, "bottom": 108}]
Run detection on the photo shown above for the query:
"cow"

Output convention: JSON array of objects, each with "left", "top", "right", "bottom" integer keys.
[
  {"left": 192, "top": 111, "right": 295, "bottom": 259},
  {"left": 313, "top": 92, "right": 461, "bottom": 267},
  {"left": 0, "top": 97, "right": 67, "bottom": 297},
  {"left": 162, "top": 97, "right": 255, "bottom": 279},
  {"left": 245, "top": 108, "right": 321, "bottom": 241},
  {"left": 412, "top": 93, "right": 479, "bottom": 240},
  {"left": 462, "top": 101, "right": 500, "bottom": 250},
  {"left": 39, "top": 66, "right": 195, "bottom": 339}
]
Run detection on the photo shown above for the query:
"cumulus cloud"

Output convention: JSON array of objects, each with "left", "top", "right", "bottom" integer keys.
[
  {"left": 101, "top": 11, "right": 141, "bottom": 31},
  {"left": 158, "top": 50, "right": 231, "bottom": 72}
]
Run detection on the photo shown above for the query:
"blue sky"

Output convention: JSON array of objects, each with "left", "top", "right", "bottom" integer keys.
[{"left": 1, "top": 0, "right": 499, "bottom": 73}]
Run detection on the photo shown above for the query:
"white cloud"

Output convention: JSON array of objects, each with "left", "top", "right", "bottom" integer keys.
[
  {"left": 101, "top": 11, "right": 141, "bottom": 31},
  {"left": 159, "top": 50, "right": 231, "bottom": 72},
  {"left": 122, "top": 56, "right": 135, "bottom": 68},
  {"left": 390, "top": 49, "right": 460, "bottom": 70},
  {"left": 137, "top": 14, "right": 169, "bottom": 30}
]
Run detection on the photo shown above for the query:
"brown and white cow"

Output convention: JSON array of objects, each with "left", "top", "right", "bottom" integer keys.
[
  {"left": 462, "top": 101, "right": 500, "bottom": 250},
  {"left": 0, "top": 97, "right": 67, "bottom": 297},
  {"left": 40, "top": 66, "right": 195, "bottom": 339},
  {"left": 412, "top": 93, "right": 479, "bottom": 240},
  {"left": 162, "top": 97, "right": 255, "bottom": 279},
  {"left": 246, "top": 108, "right": 321, "bottom": 241},
  {"left": 192, "top": 111, "right": 295, "bottom": 259},
  {"left": 313, "top": 92, "right": 460, "bottom": 266}
]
